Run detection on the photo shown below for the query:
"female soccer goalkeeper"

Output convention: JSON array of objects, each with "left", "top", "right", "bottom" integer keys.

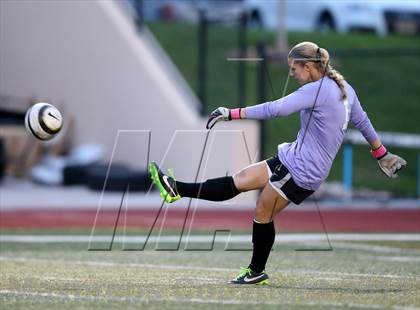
[{"left": 149, "top": 41, "right": 407, "bottom": 285}]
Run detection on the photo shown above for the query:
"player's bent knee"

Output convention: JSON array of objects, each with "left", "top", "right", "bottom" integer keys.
[
  {"left": 233, "top": 168, "right": 247, "bottom": 182},
  {"left": 233, "top": 168, "right": 265, "bottom": 192},
  {"left": 233, "top": 169, "right": 250, "bottom": 191}
]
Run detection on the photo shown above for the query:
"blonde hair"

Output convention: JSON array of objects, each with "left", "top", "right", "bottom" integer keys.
[{"left": 288, "top": 41, "right": 347, "bottom": 100}]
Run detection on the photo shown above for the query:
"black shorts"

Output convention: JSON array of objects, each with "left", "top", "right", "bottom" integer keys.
[{"left": 265, "top": 156, "right": 314, "bottom": 205}]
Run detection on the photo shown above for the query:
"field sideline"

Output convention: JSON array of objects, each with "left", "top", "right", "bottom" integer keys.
[{"left": 1, "top": 232, "right": 419, "bottom": 310}]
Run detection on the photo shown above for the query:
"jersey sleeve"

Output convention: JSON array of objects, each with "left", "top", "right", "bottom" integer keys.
[
  {"left": 244, "top": 82, "right": 318, "bottom": 119},
  {"left": 350, "top": 95, "right": 379, "bottom": 144}
]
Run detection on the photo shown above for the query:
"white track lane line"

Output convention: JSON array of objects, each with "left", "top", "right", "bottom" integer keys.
[{"left": 0, "top": 233, "right": 419, "bottom": 243}]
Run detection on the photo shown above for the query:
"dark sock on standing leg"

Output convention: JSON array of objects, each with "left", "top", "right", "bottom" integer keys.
[
  {"left": 176, "top": 176, "right": 240, "bottom": 201},
  {"left": 249, "top": 220, "right": 275, "bottom": 274}
]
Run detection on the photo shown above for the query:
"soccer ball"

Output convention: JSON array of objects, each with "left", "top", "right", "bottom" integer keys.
[{"left": 24, "top": 103, "right": 63, "bottom": 141}]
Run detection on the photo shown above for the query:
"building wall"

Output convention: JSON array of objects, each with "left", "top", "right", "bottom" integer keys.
[{"left": 0, "top": 0, "right": 259, "bottom": 205}]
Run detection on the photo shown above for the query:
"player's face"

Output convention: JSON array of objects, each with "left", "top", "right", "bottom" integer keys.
[{"left": 288, "top": 58, "right": 312, "bottom": 85}]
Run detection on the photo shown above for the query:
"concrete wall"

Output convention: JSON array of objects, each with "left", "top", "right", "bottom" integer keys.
[{"left": 0, "top": 0, "right": 260, "bottom": 205}]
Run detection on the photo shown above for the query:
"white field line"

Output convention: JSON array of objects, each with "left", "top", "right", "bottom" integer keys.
[
  {"left": 34, "top": 274, "right": 218, "bottom": 283},
  {"left": 2, "top": 234, "right": 419, "bottom": 255},
  {"left": 0, "top": 290, "right": 418, "bottom": 310},
  {"left": 1, "top": 233, "right": 419, "bottom": 243},
  {"left": 33, "top": 276, "right": 80, "bottom": 282},
  {"left": 309, "top": 277, "right": 343, "bottom": 281},
  {"left": 0, "top": 256, "right": 235, "bottom": 272},
  {"left": 377, "top": 256, "right": 420, "bottom": 262},
  {"left": 178, "top": 276, "right": 220, "bottom": 283},
  {"left": 0, "top": 256, "right": 417, "bottom": 280},
  {"left": 361, "top": 255, "right": 420, "bottom": 263},
  {"left": 324, "top": 241, "right": 420, "bottom": 255}
]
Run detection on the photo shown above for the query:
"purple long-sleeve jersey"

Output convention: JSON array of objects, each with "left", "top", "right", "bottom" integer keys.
[{"left": 245, "top": 77, "right": 378, "bottom": 191}]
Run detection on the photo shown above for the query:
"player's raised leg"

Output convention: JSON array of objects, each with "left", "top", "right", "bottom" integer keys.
[{"left": 149, "top": 161, "right": 270, "bottom": 203}]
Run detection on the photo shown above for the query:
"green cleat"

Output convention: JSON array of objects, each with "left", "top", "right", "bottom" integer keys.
[
  {"left": 149, "top": 162, "right": 181, "bottom": 203},
  {"left": 229, "top": 267, "right": 269, "bottom": 285}
]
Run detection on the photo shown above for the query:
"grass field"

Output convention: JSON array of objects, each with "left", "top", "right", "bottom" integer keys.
[
  {"left": 1, "top": 232, "right": 419, "bottom": 309},
  {"left": 147, "top": 22, "right": 420, "bottom": 197}
]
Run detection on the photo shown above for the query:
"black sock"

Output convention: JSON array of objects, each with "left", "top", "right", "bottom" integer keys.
[
  {"left": 249, "top": 220, "right": 275, "bottom": 274},
  {"left": 176, "top": 176, "right": 240, "bottom": 201}
]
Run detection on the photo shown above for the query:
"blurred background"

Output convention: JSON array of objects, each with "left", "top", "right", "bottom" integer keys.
[
  {"left": 0, "top": 0, "right": 419, "bottom": 233},
  {"left": 1, "top": 2, "right": 419, "bottom": 308}
]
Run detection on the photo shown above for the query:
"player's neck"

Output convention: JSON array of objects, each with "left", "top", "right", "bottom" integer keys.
[{"left": 310, "top": 70, "right": 323, "bottom": 82}]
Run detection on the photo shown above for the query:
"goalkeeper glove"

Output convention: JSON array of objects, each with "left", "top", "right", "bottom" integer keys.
[
  {"left": 206, "top": 107, "right": 241, "bottom": 130},
  {"left": 371, "top": 145, "right": 407, "bottom": 178}
]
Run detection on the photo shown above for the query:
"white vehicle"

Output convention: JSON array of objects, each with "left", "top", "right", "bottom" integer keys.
[
  {"left": 244, "top": 0, "right": 420, "bottom": 35},
  {"left": 137, "top": 0, "right": 419, "bottom": 35}
]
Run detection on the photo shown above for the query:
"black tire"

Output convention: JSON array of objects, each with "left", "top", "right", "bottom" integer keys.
[
  {"left": 249, "top": 10, "right": 263, "bottom": 28},
  {"left": 87, "top": 164, "right": 130, "bottom": 192},
  {"left": 86, "top": 164, "right": 152, "bottom": 192},
  {"left": 63, "top": 163, "right": 96, "bottom": 186},
  {"left": 129, "top": 170, "right": 153, "bottom": 192},
  {"left": 0, "top": 139, "right": 6, "bottom": 183},
  {"left": 318, "top": 11, "right": 335, "bottom": 32}
]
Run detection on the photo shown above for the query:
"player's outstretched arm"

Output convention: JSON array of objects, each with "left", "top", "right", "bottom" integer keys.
[
  {"left": 370, "top": 140, "right": 407, "bottom": 178},
  {"left": 350, "top": 96, "right": 407, "bottom": 178}
]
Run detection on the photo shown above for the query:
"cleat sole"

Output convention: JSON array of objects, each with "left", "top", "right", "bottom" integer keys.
[{"left": 257, "top": 279, "right": 268, "bottom": 285}]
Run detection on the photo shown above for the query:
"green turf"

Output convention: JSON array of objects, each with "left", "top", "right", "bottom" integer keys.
[
  {"left": 146, "top": 22, "right": 420, "bottom": 197},
  {"left": 1, "top": 237, "right": 419, "bottom": 309}
]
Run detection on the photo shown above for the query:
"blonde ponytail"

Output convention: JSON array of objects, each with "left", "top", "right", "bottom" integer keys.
[
  {"left": 289, "top": 43, "right": 347, "bottom": 101},
  {"left": 326, "top": 65, "right": 347, "bottom": 100}
]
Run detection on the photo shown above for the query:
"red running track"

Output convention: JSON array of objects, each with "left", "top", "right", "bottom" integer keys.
[{"left": 1, "top": 208, "right": 419, "bottom": 232}]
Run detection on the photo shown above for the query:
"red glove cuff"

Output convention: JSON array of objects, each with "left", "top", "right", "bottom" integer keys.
[
  {"left": 230, "top": 108, "right": 241, "bottom": 120},
  {"left": 371, "top": 145, "right": 387, "bottom": 159}
]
